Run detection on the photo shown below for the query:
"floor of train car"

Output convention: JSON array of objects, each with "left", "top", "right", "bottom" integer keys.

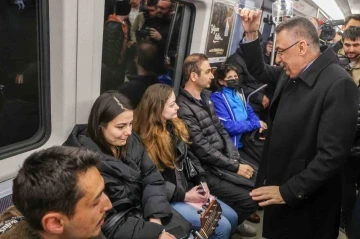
[{"left": 232, "top": 210, "right": 347, "bottom": 239}]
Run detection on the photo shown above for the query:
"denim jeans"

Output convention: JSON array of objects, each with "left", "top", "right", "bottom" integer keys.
[{"left": 171, "top": 199, "right": 238, "bottom": 239}]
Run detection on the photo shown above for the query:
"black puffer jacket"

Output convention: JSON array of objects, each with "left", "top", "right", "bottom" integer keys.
[
  {"left": 63, "top": 125, "right": 172, "bottom": 239},
  {"left": 177, "top": 89, "right": 255, "bottom": 187}
]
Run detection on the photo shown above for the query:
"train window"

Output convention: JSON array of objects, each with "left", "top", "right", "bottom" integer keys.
[
  {"left": 0, "top": 0, "right": 51, "bottom": 159},
  {"left": 100, "top": 0, "right": 193, "bottom": 95}
]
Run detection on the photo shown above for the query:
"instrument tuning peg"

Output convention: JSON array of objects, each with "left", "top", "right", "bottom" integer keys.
[
  {"left": 197, "top": 209, "right": 203, "bottom": 214},
  {"left": 202, "top": 204, "right": 208, "bottom": 210}
]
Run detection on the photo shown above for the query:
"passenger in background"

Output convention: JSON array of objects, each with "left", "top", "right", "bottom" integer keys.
[
  {"left": 333, "top": 14, "right": 360, "bottom": 54},
  {"left": 64, "top": 91, "right": 190, "bottom": 239},
  {"left": 119, "top": 40, "right": 161, "bottom": 108},
  {"left": 101, "top": 1, "right": 131, "bottom": 93},
  {"left": 129, "top": 0, "right": 141, "bottom": 26},
  {"left": 226, "top": 42, "right": 272, "bottom": 122},
  {"left": 131, "top": 0, "right": 159, "bottom": 43},
  {"left": 1, "top": 146, "right": 112, "bottom": 239},
  {"left": 177, "top": 53, "right": 258, "bottom": 237},
  {"left": 134, "top": 83, "right": 238, "bottom": 239},
  {"left": 339, "top": 26, "right": 360, "bottom": 86},
  {"left": 263, "top": 37, "right": 274, "bottom": 65},
  {"left": 309, "top": 17, "right": 321, "bottom": 37},
  {"left": 210, "top": 63, "right": 267, "bottom": 164}
]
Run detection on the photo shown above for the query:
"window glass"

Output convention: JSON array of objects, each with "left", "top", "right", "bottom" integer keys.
[
  {"left": 100, "top": 0, "right": 188, "bottom": 96},
  {"left": 0, "top": 0, "right": 50, "bottom": 154}
]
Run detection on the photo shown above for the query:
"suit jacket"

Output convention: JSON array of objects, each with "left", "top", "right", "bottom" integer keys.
[{"left": 240, "top": 39, "right": 358, "bottom": 239}]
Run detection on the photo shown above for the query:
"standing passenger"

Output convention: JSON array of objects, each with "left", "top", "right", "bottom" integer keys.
[
  {"left": 134, "top": 83, "right": 238, "bottom": 239},
  {"left": 239, "top": 10, "right": 358, "bottom": 239}
]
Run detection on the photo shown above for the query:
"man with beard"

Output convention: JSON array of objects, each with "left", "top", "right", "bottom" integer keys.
[
  {"left": 341, "top": 26, "right": 360, "bottom": 86},
  {"left": 332, "top": 14, "right": 360, "bottom": 54}
]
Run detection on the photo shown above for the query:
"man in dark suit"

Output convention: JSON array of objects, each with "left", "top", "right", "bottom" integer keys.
[{"left": 238, "top": 9, "right": 358, "bottom": 239}]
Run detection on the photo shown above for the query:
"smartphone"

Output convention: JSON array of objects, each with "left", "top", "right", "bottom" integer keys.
[{"left": 167, "top": 225, "right": 188, "bottom": 239}]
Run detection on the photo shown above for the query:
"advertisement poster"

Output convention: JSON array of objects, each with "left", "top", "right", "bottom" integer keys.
[{"left": 205, "top": 1, "right": 236, "bottom": 63}]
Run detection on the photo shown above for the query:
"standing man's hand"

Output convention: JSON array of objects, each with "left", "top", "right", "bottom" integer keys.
[
  {"left": 239, "top": 8, "right": 262, "bottom": 40},
  {"left": 250, "top": 186, "right": 285, "bottom": 206}
]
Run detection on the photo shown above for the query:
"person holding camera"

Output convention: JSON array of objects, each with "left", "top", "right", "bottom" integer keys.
[
  {"left": 332, "top": 14, "right": 360, "bottom": 54},
  {"left": 130, "top": 0, "right": 159, "bottom": 43},
  {"left": 238, "top": 9, "right": 358, "bottom": 239}
]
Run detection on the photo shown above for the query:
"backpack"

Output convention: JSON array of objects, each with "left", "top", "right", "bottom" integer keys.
[{"left": 102, "top": 14, "right": 128, "bottom": 68}]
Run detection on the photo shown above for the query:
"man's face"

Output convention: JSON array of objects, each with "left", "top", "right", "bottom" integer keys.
[
  {"left": 194, "top": 60, "right": 214, "bottom": 90},
  {"left": 157, "top": 0, "right": 172, "bottom": 19},
  {"left": 275, "top": 30, "right": 306, "bottom": 79},
  {"left": 130, "top": 0, "right": 140, "bottom": 8},
  {"left": 147, "top": 6, "right": 158, "bottom": 18},
  {"left": 266, "top": 41, "right": 273, "bottom": 55},
  {"left": 344, "top": 19, "right": 360, "bottom": 30},
  {"left": 62, "top": 167, "right": 112, "bottom": 239},
  {"left": 343, "top": 37, "right": 360, "bottom": 61}
]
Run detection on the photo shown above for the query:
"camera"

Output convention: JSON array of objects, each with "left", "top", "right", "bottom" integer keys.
[
  {"left": 337, "top": 54, "right": 351, "bottom": 72},
  {"left": 320, "top": 19, "right": 344, "bottom": 42},
  {"left": 135, "top": 28, "right": 151, "bottom": 41}
]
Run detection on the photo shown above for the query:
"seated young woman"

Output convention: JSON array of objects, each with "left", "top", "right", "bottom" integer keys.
[
  {"left": 133, "top": 83, "right": 238, "bottom": 239},
  {"left": 210, "top": 63, "right": 267, "bottom": 163},
  {"left": 63, "top": 91, "right": 190, "bottom": 239}
]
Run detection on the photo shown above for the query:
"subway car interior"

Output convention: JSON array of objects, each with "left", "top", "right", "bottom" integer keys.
[{"left": 0, "top": 0, "right": 360, "bottom": 238}]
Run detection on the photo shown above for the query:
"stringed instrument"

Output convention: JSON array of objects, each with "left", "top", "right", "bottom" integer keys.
[{"left": 194, "top": 199, "right": 222, "bottom": 239}]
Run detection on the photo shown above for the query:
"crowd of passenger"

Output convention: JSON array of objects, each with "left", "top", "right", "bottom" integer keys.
[{"left": 1, "top": 1, "right": 360, "bottom": 239}]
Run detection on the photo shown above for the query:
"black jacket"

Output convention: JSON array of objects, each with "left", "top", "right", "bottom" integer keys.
[
  {"left": 118, "top": 75, "right": 160, "bottom": 108},
  {"left": 350, "top": 88, "right": 360, "bottom": 158},
  {"left": 176, "top": 89, "right": 255, "bottom": 188},
  {"left": 241, "top": 39, "right": 358, "bottom": 239},
  {"left": 63, "top": 125, "right": 172, "bottom": 239},
  {"left": 161, "top": 122, "right": 207, "bottom": 202}
]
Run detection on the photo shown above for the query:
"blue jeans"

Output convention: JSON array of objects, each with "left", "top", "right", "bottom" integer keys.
[{"left": 171, "top": 200, "right": 238, "bottom": 239}]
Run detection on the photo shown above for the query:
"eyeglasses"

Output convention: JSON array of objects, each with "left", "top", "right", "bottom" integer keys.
[{"left": 275, "top": 40, "right": 300, "bottom": 56}]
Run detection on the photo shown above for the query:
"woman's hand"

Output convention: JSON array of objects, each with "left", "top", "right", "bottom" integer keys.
[{"left": 185, "top": 186, "right": 207, "bottom": 203}]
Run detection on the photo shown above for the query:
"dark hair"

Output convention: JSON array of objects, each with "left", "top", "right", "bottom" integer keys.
[
  {"left": 87, "top": 91, "right": 133, "bottom": 158},
  {"left": 115, "top": 0, "right": 131, "bottom": 16},
  {"left": 275, "top": 16, "right": 319, "bottom": 50},
  {"left": 210, "top": 63, "right": 239, "bottom": 92},
  {"left": 12, "top": 146, "right": 101, "bottom": 231},
  {"left": 136, "top": 40, "right": 158, "bottom": 73},
  {"left": 147, "top": 0, "right": 159, "bottom": 7},
  {"left": 343, "top": 26, "right": 360, "bottom": 41},
  {"left": 344, "top": 14, "right": 360, "bottom": 27},
  {"left": 182, "top": 53, "right": 209, "bottom": 82}
]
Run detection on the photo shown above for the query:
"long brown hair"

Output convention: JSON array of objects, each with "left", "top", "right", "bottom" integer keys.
[{"left": 133, "top": 84, "right": 189, "bottom": 171}]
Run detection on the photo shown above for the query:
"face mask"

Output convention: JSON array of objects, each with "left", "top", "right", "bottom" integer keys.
[{"left": 226, "top": 79, "right": 239, "bottom": 89}]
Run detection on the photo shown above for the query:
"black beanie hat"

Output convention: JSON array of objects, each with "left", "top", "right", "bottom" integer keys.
[{"left": 115, "top": 0, "right": 131, "bottom": 16}]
